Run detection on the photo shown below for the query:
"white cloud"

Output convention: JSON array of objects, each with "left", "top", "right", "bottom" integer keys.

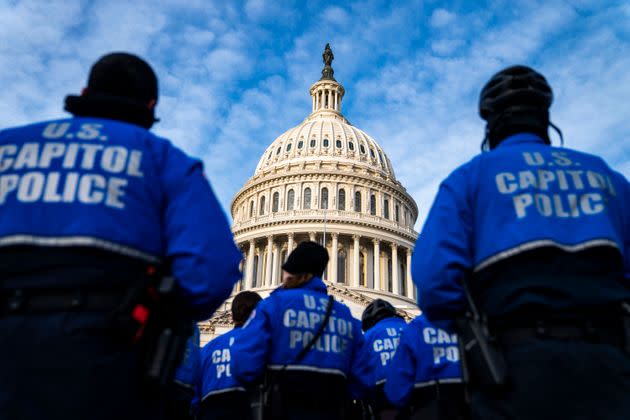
[
  {"left": 431, "top": 39, "right": 463, "bottom": 55},
  {"left": 322, "top": 6, "right": 351, "bottom": 25},
  {"left": 203, "top": 48, "right": 255, "bottom": 82},
  {"left": 430, "top": 8, "right": 456, "bottom": 28}
]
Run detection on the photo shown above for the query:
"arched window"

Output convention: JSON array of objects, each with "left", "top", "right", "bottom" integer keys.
[
  {"left": 259, "top": 196, "right": 266, "bottom": 215},
  {"left": 337, "top": 248, "right": 347, "bottom": 284},
  {"left": 286, "top": 143, "right": 292, "bottom": 152},
  {"left": 320, "top": 188, "right": 329, "bottom": 209},
  {"left": 370, "top": 148, "right": 376, "bottom": 158},
  {"left": 348, "top": 142, "right": 355, "bottom": 151},
  {"left": 304, "top": 188, "right": 312, "bottom": 209},
  {"left": 272, "top": 192, "right": 279, "bottom": 212},
  {"left": 383, "top": 198, "right": 390, "bottom": 219},
  {"left": 338, "top": 189, "right": 346, "bottom": 211},
  {"left": 360, "top": 144, "right": 366, "bottom": 154},
  {"left": 298, "top": 140, "right": 304, "bottom": 149},
  {"left": 323, "top": 138, "right": 329, "bottom": 148},
  {"left": 370, "top": 194, "right": 377, "bottom": 215},
  {"left": 387, "top": 259, "right": 393, "bottom": 292},
  {"left": 395, "top": 204, "right": 400, "bottom": 222},
  {"left": 287, "top": 189, "right": 295, "bottom": 210},
  {"left": 249, "top": 201, "right": 255, "bottom": 217},
  {"left": 310, "top": 139, "right": 316, "bottom": 148},
  {"left": 336, "top": 139, "right": 342, "bottom": 148},
  {"left": 354, "top": 191, "right": 361, "bottom": 212},
  {"left": 276, "top": 146, "right": 281, "bottom": 155}
]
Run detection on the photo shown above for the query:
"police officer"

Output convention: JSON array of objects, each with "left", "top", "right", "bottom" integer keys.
[
  {"left": 167, "top": 325, "right": 202, "bottom": 420},
  {"left": 198, "top": 291, "right": 262, "bottom": 420},
  {"left": 231, "top": 241, "right": 371, "bottom": 420},
  {"left": 360, "top": 299, "right": 406, "bottom": 419},
  {"left": 0, "top": 52, "right": 242, "bottom": 420},
  {"left": 412, "top": 65, "right": 630, "bottom": 419},
  {"left": 384, "top": 314, "right": 466, "bottom": 420}
]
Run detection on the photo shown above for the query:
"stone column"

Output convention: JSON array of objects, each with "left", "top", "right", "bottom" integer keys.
[
  {"left": 334, "top": 91, "right": 338, "bottom": 110},
  {"left": 331, "top": 233, "right": 339, "bottom": 283},
  {"left": 265, "top": 236, "right": 273, "bottom": 287},
  {"left": 272, "top": 242, "right": 280, "bottom": 285},
  {"left": 287, "top": 233, "right": 294, "bottom": 256},
  {"left": 391, "top": 243, "right": 399, "bottom": 295},
  {"left": 328, "top": 90, "right": 333, "bottom": 109},
  {"left": 353, "top": 235, "right": 360, "bottom": 287},
  {"left": 373, "top": 239, "right": 381, "bottom": 291},
  {"left": 312, "top": 95, "right": 316, "bottom": 111},
  {"left": 246, "top": 240, "right": 255, "bottom": 289},
  {"left": 406, "top": 248, "right": 413, "bottom": 299}
]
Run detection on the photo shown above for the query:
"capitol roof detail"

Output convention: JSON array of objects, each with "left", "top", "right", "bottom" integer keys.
[{"left": 254, "top": 44, "right": 395, "bottom": 180}]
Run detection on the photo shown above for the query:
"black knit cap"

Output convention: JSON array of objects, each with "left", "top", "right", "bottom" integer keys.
[
  {"left": 64, "top": 52, "right": 159, "bottom": 129},
  {"left": 282, "top": 241, "right": 329, "bottom": 277},
  {"left": 87, "top": 52, "right": 158, "bottom": 103}
]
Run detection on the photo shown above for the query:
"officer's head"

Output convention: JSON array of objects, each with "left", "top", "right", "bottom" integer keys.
[
  {"left": 479, "top": 65, "right": 553, "bottom": 150},
  {"left": 361, "top": 299, "right": 400, "bottom": 332},
  {"left": 281, "top": 241, "right": 329, "bottom": 288},
  {"left": 232, "top": 291, "right": 262, "bottom": 327},
  {"left": 64, "top": 52, "right": 159, "bottom": 129}
]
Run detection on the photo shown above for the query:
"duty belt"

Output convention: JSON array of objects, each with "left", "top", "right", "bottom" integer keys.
[
  {"left": 498, "top": 320, "right": 623, "bottom": 348},
  {"left": 1, "top": 289, "right": 123, "bottom": 314}
]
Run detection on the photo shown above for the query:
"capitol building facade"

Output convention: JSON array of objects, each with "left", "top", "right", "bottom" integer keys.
[{"left": 200, "top": 46, "right": 419, "bottom": 343}]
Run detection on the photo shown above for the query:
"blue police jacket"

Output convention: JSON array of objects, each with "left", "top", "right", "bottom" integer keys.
[
  {"left": 0, "top": 117, "right": 242, "bottom": 319},
  {"left": 384, "top": 315, "right": 462, "bottom": 407},
  {"left": 230, "top": 277, "right": 371, "bottom": 396},
  {"left": 199, "top": 326, "right": 247, "bottom": 401},
  {"left": 412, "top": 133, "right": 630, "bottom": 319},
  {"left": 174, "top": 325, "right": 201, "bottom": 391},
  {"left": 362, "top": 316, "right": 407, "bottom": 387}
]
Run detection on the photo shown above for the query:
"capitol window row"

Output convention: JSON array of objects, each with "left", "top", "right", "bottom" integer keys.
[
  {"left": 264, "top": 136, "right": 384, "bottom": 163},
  {"left": 238, "top": 184, "right": 414, "bottom": 227}
]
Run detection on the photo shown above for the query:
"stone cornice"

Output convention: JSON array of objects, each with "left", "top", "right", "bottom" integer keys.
[{"left": 232, "top": 212, "right": 418, "bottom": 244}]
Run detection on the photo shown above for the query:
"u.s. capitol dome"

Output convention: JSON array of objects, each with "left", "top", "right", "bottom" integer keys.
[{"left": 201, "top": 45, "right": 419, "bottom": 342}]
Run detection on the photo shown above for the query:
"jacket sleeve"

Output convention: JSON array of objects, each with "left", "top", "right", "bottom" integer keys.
[
  {"left": 619, "top": 173, "right": 630, "bottom": 282},
  {"left": 159, "top": 142, "right": 242, "bottom": 320},
  {"left": 231, "top": 300, "right": 273, "bottom": 384},
  {"left": 348, "top": 319, "right": 373, "bottom": 399},
  {"left": 384, "top": 324, "right": 417, "bottom": 407},
  {"left": 413, "top": 167, "right": 473, "bottom": 320}
]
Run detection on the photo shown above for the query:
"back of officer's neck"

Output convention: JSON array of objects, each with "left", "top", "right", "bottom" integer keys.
[{"left": 283, "top": 273, "right": 314, "bottom": 289}]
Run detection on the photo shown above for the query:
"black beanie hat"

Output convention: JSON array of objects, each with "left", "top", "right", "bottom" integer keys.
[
  {"left": 86, "top": 52, "right": 158, "bottom": 103},
  {"left": 282, "top": 241, "right": 329, "bottom": 277}
]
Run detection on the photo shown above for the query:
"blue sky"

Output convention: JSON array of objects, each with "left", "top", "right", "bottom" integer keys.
[{"left": 1, "top": 0, "right": 629, "bottom": 228}]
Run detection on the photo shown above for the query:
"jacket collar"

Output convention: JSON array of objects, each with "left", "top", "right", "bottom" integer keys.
[
  {"left": 496, "top": 132, "right": 547, "bottom": 148},
  {"left": 272, "top": 276, "right": 327, "bottom": 294}
]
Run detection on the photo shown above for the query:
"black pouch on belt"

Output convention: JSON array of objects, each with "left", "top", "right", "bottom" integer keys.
[
  {"left": 456, "top": 313, "right": 507, "bottom": 387},
  {"left": 110, "top": 267, "right": 193, "bottom": 393},
  {"left": 456, "top": 279, "right": 507, "bottom": 387}
]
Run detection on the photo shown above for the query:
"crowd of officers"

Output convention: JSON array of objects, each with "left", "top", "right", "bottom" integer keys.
[
  {"left": 1, "top": 51, "right": 630, "bottom": 420},
  {"left": 182, "top": 241, "right": 465, "bottom": 420}
]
